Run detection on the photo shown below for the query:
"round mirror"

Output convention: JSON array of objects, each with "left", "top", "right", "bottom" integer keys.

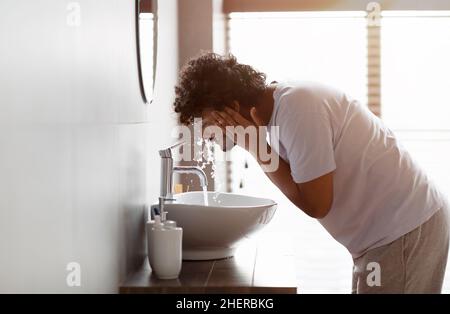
[{"left": 136, "top": 0, "right": 158, "bottom": 104}]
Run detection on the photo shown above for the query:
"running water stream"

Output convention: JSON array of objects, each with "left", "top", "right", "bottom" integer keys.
[
  {"left": 202, "top": 185, "right": 209, "bottom": 206},
  {"left": 193, "top": 135, "right": 224, "bottom": 207}
]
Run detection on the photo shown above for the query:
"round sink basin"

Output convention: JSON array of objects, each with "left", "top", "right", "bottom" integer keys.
[{"left": 161, "top": 191, "right": 277, "bottom": 260}]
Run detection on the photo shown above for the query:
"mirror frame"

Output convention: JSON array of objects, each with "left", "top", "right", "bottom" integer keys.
[{"left": 136, "top": 0, "right": 158, "bottom": 104}]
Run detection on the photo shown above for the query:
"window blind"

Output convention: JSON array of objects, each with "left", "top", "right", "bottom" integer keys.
[{"left": 367, "top": 21, "right": 381, "bottom": 116}]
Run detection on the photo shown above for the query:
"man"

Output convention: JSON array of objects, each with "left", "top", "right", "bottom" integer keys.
[{"left": 173, "top": 52, "right": 449, "bottom": 293}]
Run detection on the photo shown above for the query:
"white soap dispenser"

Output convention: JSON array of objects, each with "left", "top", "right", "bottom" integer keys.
[
  {"left": 147, "top": 215, "right": 182, "bottom": 280},
  {"left": 146, "top": 200, "right": 179, "bottom": 269}
]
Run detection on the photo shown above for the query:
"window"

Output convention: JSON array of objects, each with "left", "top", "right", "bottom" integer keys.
[
  {"left": 229, "top": 12, "right": 368, "bottom": 104},
  {"left": 381, "top": 11, "right": 450, "bottom": 129},
  {"left": 381, "top": 12, "right": 450, "bottom": 291},
  {"left": 227, "top": 10, "right": 450, "bottom": 293}
]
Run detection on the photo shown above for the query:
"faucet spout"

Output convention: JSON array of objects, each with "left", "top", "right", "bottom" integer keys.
[
  {"left": 173, "top": 166, "right": 208, "bottom": 188},
  {"left": 159, "top": 142, "right": 208, "bottom": 205},
  {"left": 159, "top": 141, "right": 185, "bottom": 158}
]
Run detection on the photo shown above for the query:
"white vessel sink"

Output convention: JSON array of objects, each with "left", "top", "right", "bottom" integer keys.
[{"left": 161, "top": 191, "right": 277, "bottom": 260}]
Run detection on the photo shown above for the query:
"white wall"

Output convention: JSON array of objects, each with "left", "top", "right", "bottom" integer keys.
[
  {"left": 178, "top": 0, "right": 213, "bottom": 68},
  {"left": 0, "top": 0, "right": 178, "bottom": 293}
]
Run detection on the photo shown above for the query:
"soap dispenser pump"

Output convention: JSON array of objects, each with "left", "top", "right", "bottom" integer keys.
[{"left": 153, "top": 214, "right": 163, "bottom": 229}]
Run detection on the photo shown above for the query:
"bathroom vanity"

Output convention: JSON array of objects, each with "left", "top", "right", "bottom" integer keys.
[{"left": 119, "top": 232, "right": 297, "bottom": 294}]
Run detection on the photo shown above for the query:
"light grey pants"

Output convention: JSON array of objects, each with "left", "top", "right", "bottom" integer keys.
[{"left": 352, "top": 207, "right": 449, "bottom": 294}]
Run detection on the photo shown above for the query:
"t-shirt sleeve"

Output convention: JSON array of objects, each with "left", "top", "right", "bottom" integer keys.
[{"left": 277, "top": 103, "right": 336, "bottom": 184}]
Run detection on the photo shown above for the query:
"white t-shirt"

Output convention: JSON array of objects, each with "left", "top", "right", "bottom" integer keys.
[{"left": 268, "top": 81, "right": 448, "bottom": 258}]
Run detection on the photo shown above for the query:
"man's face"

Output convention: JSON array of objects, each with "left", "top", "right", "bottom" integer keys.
[{"left": 201, "top": 108, "right": 236, "bottom": 151}]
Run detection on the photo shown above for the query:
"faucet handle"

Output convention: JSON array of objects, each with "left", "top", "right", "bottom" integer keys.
[{"left": 159, "top": 141, "right": 185, "bottom": 158}]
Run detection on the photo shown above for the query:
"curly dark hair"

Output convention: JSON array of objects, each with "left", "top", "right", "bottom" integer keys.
[{"left": 174, "top": 52, "right": 267, "bottom": 125}]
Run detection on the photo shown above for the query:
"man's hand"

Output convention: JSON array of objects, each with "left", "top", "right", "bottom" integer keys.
[{"left": 211, "top": 103, "right": 267, "bottom": 155}]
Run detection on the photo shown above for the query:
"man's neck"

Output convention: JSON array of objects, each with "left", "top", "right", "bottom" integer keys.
[{"left": 255, "top": 84, "right": 276, "bottom": 126}]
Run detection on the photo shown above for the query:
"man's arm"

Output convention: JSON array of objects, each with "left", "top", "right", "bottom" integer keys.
[
  {"left": 254, "top": 144, "right": 333, "bottom": 219},
  {"left": 213, "top": 106, "right": 334, "bottom": 219}
]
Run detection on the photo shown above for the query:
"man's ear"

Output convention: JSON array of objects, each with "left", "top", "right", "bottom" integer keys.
[{"left": 230, "top": 100, "right": 240, "bottom": 112}]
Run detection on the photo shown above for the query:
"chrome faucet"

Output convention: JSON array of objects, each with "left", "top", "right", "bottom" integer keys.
[{"left": 159, "top": 141, "right": 208, "bottom": 202}]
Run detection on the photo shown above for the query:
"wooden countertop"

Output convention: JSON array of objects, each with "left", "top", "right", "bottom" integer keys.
[{"left": 119, "top": 232, "right": 297, "bottom": 294}]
